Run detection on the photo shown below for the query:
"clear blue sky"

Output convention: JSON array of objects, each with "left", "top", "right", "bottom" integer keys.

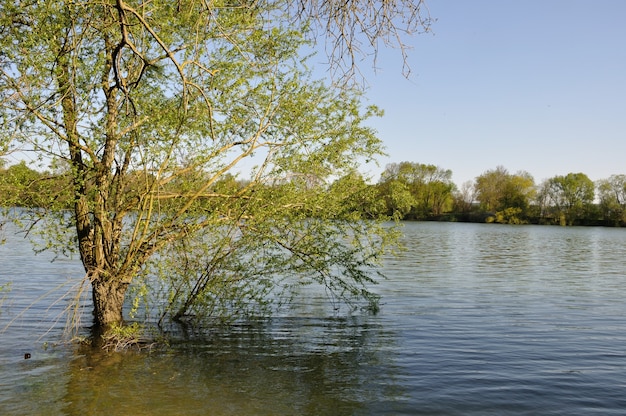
[{"left": 357, "top": 0, "right": 626, "bottom": 187}]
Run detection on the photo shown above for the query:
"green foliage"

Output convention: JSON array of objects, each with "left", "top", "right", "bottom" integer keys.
[
  {"left": 0, "top": 162, "right": 72, "bottom": 209},
  {"left": 381, "top": 180, "right": 414, "bottom": 219},
  {"left": 540, "top": 173, "right": 595, "bottom": 225},
  {"left": 0, "top": 0, "right": 399, "bottom": 329},
  {"left": 328, "top": 172, "right": 387, "bottom": 219},
  {"left": 378, "top": 162, "right": 455, "bottom": 219},
  {"left": 596, "top": 175, "right": 626, "bottom": 226},
  {"left": 494, "top": 207, "right": 526, "bottom": 224},
  {"left": 474, "top": 166, "right": 535, "bottom": 217}
]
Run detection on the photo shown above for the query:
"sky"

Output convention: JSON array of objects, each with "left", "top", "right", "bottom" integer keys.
[{"left": 352, "top": 0, "right": 626, "bottom": 187}]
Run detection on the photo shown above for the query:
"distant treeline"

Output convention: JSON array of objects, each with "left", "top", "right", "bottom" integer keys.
[
  {"left": 371, "top": 162, "right": 626, "bottom": 227},
  {"left": 2, "top": 160, "right": 625, "bottom": 227}
]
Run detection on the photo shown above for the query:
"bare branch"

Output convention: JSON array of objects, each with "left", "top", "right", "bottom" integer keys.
[{"left": 289, "top": 0, "right": 433, "bottom": 81}]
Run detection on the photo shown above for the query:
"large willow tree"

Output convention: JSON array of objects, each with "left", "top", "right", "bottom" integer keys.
[{"left": 0, "top": 0, "right": 430, "bottom": 329}]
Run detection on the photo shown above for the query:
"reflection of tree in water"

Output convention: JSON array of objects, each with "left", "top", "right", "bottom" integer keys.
[{"left": 63, "top": 316, "right": 404, "bottom": 416}]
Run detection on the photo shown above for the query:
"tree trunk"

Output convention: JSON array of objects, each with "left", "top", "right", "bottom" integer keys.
[{"left": 91, "top": 277, "right": 129, "bottom": 328}]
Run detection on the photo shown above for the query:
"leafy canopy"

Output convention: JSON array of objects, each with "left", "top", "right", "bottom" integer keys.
[{"left": 0, "top": 0, "right": 410, "bottom": 327}]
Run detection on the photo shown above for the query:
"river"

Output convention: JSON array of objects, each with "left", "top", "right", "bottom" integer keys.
[{"left": 1, "top": 221, "right": 626, "bottom": 415}]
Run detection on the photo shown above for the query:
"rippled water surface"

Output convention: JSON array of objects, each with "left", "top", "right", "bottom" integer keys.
[{"left": 2, "top": 221, "right": 626, "bottom": 415}]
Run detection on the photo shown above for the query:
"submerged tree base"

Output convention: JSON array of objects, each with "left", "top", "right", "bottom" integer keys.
[{"left": 78, "top": 322, "right": 159, "bottom": 352}]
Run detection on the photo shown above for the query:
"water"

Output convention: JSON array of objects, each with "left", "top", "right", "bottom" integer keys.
[{"left": 2, "top": 221, "right": 626, "bottom": 415}]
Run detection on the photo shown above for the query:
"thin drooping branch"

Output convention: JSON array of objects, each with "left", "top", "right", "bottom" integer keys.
[{"left": 289, "top": 0, "right": 433, "bottom": 80}]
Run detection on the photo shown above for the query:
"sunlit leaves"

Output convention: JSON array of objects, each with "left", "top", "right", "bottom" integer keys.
[
  {"left": 0, "top": 0, "right": 397, "bottom": 327},
  {"left": 474, "top": 166, "right": 535, "bottom": 218},
  {"left": 378, "top": 162, "right": 455, "bottom": 219},
  {"left": 540, "top": 173, "right": 595, "bottom": 226},
  {"left": 597, "top": 174, "right": 626, "bottom": 225}
]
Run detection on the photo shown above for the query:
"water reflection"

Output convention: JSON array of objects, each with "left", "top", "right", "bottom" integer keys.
[{"left": 63, "top": 318, "right": 403, "bottom": 416}]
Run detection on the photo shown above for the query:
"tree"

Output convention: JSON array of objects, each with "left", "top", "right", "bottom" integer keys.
[
  {"left": 0, "top": 161, "right": 41, "bottom": 207},
  {"left": 474, "top": 166, "right": 509, "bottom": 212},
  {"left": 0, "top": 161, "right": 73, "bottom": 209},
  {"left": 380, "top": 179, "right": 415, "bottom": 219},
  {"left": 596, "top": 174, "right": 626, "bottom": 226},
  {"left": 474, "top": 166, "right": 535, "bottom": 223},
  {"left": 328, "top": 172, "right": 386, "bottom": 219},
  {"left": 503, "top": 172, "right": 536, "bottom": 213},
  {"left": 0, "top": 1, "right": 430, "bottom": 331},
  {"left": 378, "top": 162, "right": 455, "bottom": 219},
  {"left": 453, "top": 180, "right": 475, "bottom": 214},
  {"left": 540, "top": 173, "right": 595, "bottom": 225}
]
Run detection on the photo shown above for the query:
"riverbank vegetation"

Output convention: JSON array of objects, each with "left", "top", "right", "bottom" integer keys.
[
  {"left": 374, "top": 163, "right": 626, "bottom": 227},
  {"left": 2, "top": 161, "right": 625, "bottom": 228}
]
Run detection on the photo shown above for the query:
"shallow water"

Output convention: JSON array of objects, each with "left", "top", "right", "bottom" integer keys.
[{"left": 2, "top": 222, "right": 626, "bottom": 415}]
